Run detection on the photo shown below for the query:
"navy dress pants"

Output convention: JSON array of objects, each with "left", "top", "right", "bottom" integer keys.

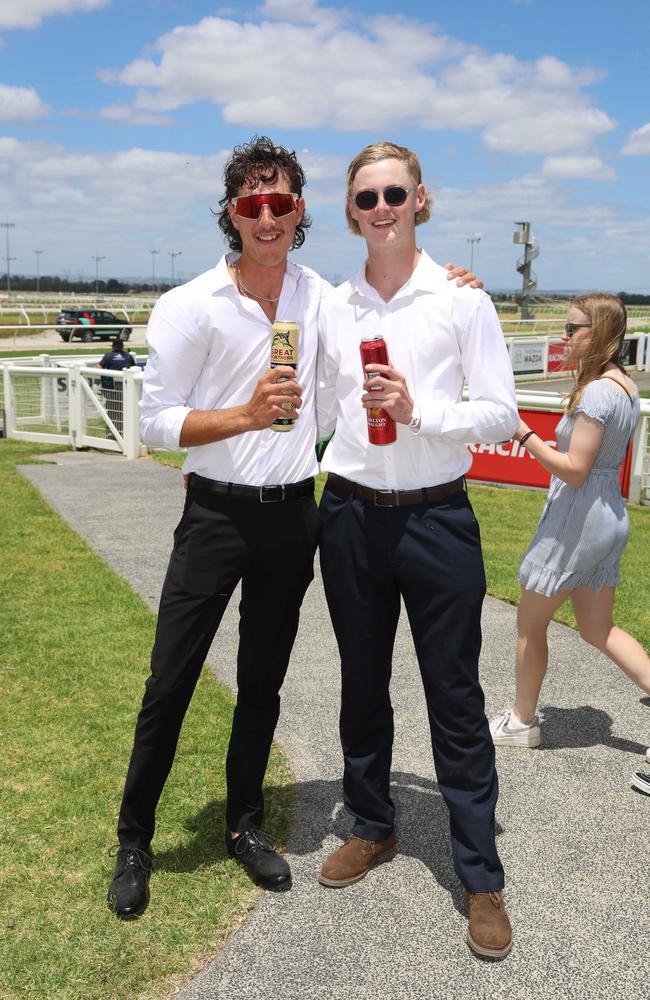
[
  {"left": 117, "top": 484, "right": 319, "bottom": 850},
  {"left": 319, "top": 483, "right": 504, "bottom": 892}
]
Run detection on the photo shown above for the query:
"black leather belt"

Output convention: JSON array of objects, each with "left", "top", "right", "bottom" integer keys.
[
  {"left": 325, "top": 473, "right": 465, "bottom": 508},
  {"left": 188, "top": 472, "right": 314, "bottom": 503}
]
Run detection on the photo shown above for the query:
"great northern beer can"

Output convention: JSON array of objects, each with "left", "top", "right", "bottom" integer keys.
[
  {"left": 359, "top": 334, "right": 397, "bottom": 445},
  {"left": 270, "top": 320, "right": 299, "bottom": 432}
]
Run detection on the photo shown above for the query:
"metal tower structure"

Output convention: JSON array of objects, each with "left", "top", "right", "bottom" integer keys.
[
  {"left": 1, "top": 219, "right": 16, "bottom": 296},
  {"left": 513, "top": 221, "right": 538, "bottom": 320}
]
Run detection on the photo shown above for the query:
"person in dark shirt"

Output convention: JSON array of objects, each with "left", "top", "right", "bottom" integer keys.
[{"left": 97, "top": 338, "right": 136, "bottom": 434}]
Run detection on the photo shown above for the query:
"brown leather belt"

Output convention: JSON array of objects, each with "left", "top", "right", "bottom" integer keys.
[
  {"left": 188, "top": 472, "right": 314, "bottom": 503},
  {"left": 325, "top": 473, "right": 465, "bottom": 508}
]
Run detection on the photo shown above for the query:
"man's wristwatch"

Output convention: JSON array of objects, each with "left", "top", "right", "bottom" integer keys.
[{"left": 408, "top": 402, "right": 421, "bottom": 431}]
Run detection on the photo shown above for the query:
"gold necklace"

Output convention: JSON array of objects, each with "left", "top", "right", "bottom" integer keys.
[{"left": 234, "top": 265, "right": 281, "bottom": 303}]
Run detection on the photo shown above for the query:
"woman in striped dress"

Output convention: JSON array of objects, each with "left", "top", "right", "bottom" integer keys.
[{"left": 490, "top": 292, "right": 650, "bottom": 786}]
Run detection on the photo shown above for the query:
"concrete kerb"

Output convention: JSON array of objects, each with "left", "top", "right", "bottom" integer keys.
[{"left": 20, "top": 452, "right": 649, "bottom": 1000}]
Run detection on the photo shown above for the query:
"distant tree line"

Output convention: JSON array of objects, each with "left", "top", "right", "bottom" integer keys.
[
  {"left": 0, "top": 275, "right": 172, "bottom": 295},
  {"left": 2, "top": 274, "right": 650, "bottom": 304}
]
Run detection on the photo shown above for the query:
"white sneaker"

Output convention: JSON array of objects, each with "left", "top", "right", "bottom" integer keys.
[
  {"left": 490, "top": 709, "right": 541, "bottom": 748},
  {"left": 645, "top": 748, "right": 650, "bottom": 765},
  {"left": 632, "top": 772, "right": 650, "bottom": 796}
]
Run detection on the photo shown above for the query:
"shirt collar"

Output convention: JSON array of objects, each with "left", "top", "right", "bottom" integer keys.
[
  {"left": 214, "top": 252, "right": 300, "bottom": 299},
  {"left": 347, "top": 249, "right": 449, "bottom": 303}
]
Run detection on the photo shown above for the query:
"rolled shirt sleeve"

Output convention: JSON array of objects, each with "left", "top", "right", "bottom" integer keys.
[{"left": 139, "top": 297, "right": 205, "bottom": 450}]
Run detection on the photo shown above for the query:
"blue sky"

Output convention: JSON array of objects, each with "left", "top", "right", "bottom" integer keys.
[{"left": 1, "top": 0, "right": 649, "bottom": 290}]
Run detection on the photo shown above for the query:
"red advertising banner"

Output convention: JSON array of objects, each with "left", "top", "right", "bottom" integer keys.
[
  {"left": 467, "top": 408, "right": 632, "bottom": 496},
  {"left": 547, "top": 340, "right": 575, "bottom": 373}
]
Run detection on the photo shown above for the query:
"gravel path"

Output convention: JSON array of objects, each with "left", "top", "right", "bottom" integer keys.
[{"left": 21, "top": 451, "right": 650, "bottom": 1000}]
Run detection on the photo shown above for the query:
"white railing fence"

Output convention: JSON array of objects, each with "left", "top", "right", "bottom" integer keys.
[
  {"left": 1, "top": 361, "right": 144, "bottom": 459},
  {"left": 0, "top": 301, "right": 156, "bottom": 322}
]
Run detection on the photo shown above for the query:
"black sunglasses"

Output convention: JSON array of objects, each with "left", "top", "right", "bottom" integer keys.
[
  {"left": 353, "top": 186, "right": 415, "bottom": 211},
  {"left": 564, "top": 322, "right": 592, "bottom": 337}
]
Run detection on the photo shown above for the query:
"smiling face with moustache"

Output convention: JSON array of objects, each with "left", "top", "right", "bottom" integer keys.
[{"left": 227, "top": 173, "right": 305, "bottom": 284}]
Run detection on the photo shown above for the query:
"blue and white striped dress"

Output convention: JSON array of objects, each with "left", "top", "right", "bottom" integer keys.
[{"left": 518, "top": 379, "right": 641, "bottom": 596}]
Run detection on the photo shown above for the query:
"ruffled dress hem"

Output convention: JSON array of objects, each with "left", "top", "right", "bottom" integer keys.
[{"left": 518, "top": 557, "right": 621, "bottom": 597}]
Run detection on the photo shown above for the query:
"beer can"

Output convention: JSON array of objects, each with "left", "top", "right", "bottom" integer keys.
[
  {"left": 270, "top": 320, "right": 299, "bottom": 432},
  {"left": 360, "top": 334, "right": 397, "bottom": 445}
]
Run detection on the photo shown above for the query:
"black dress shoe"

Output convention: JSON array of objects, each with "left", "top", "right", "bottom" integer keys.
[
  {"left": 107, "top": 846, "right": 153, "bottom": 919},
  {"left": 226, "top": 830, "right": 292, "bottom": 890}
]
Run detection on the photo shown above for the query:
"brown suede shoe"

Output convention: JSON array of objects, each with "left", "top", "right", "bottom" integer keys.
[
  {"left": 319, "top": 832, "right": 398, "bottom": 887},
  {"left": 464, "top": 889, "right": 512, "bottom": 959}
]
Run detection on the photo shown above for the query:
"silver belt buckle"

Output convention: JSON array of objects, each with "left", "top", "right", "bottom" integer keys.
[
  {"left": 374, "top": 489, "right": 399, "bottom": 507},
  {"left": 259, "top": 484, "right": 286, "bottom": 503}
]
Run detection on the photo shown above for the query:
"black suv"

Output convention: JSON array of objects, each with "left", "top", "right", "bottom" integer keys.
[{"left": 56, "top": 309, "right": 132, "bottom": 343}]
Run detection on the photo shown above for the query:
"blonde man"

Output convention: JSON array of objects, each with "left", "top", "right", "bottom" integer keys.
[{"left": 317, "top": 142, "right": 518, "bottom": 959}]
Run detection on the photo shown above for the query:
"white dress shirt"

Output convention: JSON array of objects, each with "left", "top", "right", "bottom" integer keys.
[
  {"left": 316, "top": 250, "right": 518, "bottom": 490},
  {"left": 140, "top": 253, "right": 330, "bottom": 485}
]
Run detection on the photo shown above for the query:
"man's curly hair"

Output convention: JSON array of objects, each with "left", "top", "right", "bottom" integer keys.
[{"left": 214, "top": 136, "right": 312, "bottom": 252}]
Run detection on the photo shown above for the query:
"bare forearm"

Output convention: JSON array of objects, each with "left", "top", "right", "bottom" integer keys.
[
  {"left": 518, "top": 415, "right": 601, "bottom": 488},
  {"left": 179, "top": 407, "right": 254, "bottom": 446},
  {"left": 523, "top": 434, "right": 582, "bottom": 485}
]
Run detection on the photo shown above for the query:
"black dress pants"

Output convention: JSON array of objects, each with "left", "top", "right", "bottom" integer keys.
[
  {"left": 117, "top": 484, "right": 319, "bottom": 850},
  {"left": 319, "top": 484, "right": 504, "bottom": 892}
]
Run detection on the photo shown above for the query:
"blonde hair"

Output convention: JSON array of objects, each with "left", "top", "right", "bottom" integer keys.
[
  {"left": 565, "top": 292, "right": 627, "bottom": 414},
  {"left": 345, "top": 141, "right": 432, "bottom": 235}
]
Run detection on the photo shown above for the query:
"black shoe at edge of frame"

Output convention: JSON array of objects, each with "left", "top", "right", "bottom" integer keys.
[
  {"left": 106, "top": 845, "right": 153, "bottom": 919},
  {"left": 225, "top": 829, "right": 292, "bottom": 891}
]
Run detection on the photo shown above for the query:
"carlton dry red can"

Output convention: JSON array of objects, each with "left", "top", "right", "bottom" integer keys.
[{"left": 359, "top": 335, "right": 397, "bottom": 445}]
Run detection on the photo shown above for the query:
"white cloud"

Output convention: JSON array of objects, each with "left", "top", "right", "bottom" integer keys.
[
  {"left": 0, "top": 84, "right": 49, "bottom": 119},
  {"left": 541, "top": 156, "right": 615, "bottom": 181},
  {"left": 621, "top": 123, "right": 650, "bottom": 156},
  {"left": 0, "top": 0, "right": 110, "bottom": 30},
  {"left": 483, "top": 109, "right": 614, "bottom": 155},
  {"left": 99, "top": 6, "right": 613, "bottom": 155},
  {"left": 257, "top": 0, "right": 346, "bottom": 30},
  {"left": 100, "top": 103, "right": 174, "bottom": 126}
]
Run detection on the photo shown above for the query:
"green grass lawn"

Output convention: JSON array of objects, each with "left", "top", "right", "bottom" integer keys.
[{"left": 1, "top": 440, "right": 291, "bottom": 1000}]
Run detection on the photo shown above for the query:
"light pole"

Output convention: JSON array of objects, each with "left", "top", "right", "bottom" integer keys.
[
  {"left": 34, "top": 249, "right": 44, "bottom": 294},
  {"left": 169, "top": 250, "right": 182, "bottom": 287},
  {"left": 92, "top": 255, "right": 106, "bottom": 295},
  {"left": 467, "top": 233, "right": 481, "bottom": 273},
  {"left": 1, "top": 220, "right": 16, "bottom": 296},
  {"left": 149, "top": 248, "right": 159, "bottom": 293}
]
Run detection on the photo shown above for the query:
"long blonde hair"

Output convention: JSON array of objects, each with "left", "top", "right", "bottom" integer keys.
[
  {"left": 345, "top": 141, "right": 433, "bottom": 235},
  {"left": 565, "top": 292, "right": 627, "bottom": 414}
]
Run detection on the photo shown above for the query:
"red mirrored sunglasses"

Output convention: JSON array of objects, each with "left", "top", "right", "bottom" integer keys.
[{"left": 230, "top": 192, "right": 299, "bottom": 219}]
